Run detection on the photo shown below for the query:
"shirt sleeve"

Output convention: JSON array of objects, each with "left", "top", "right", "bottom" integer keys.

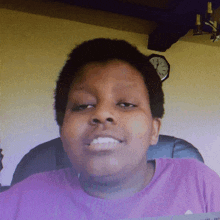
[
  {"left": 205, "top": 170, "right": 220, "bottom": 212},
  {"left": 0, "top": 185, "right": 21, "bottom": 219},
  {"left": 198, "top": 162, "right": 220, "bottom": 212}
]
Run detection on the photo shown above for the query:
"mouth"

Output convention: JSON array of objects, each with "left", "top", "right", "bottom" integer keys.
[
  {"left": 91, "top": 137, "right": 122, "bottom": 144},
  {"left": 86, "top": 142, "right": 124, "bottom": 152},
  {"left": 86, "top": 135, "right": 123, "bottom": 145},
  {"left": 85, "top": 136, "right": 124, "bottom": 152}
]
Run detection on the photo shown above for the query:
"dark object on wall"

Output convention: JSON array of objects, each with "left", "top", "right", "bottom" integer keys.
[
  {"left": 0, "top": 149, "right": 3, "bottom": 172},
  {"left": 10, "top": 135, "right": 204, "bottom": 186},
  {"left": 0, "top": 149, "right": 10, "bottom": 193},
  {"left": 50, "top": 0, "right": 220, "bottom": 51}
]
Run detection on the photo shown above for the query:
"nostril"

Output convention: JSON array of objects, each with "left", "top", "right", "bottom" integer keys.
[
  {"left": 107, "top": 118, "right": 113, "bottom": 122},
  {"left": 92, "top": 119, "right": 100, "bottom": 123},
  {"left": 92, "top": 118, "right": 114, "bottom": 124}
]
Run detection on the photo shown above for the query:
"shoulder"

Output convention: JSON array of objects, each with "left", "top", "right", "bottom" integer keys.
[
  {"left": 0, "top": 168, "right": 73, "bottom": 199},
  {"left": 156, "top": 158, "right": 218, "bottom": 176},
  {"left": 162, "top": 157, "right": 215, "bottom": 169},
  {"left": 0, "top": 168, "right": 77, "bottom": 219},
  {"left": 154, "top": 158, "right": 220, "bottom": 211},
  {"left": 155, "top": 158, "right": 220, "bottom": 190},
  {"left": 0, "top": 168, "right": 75, "bottom": 213},
  {"left": 157, "top": 158, "right": 210, "bottom": 170}
]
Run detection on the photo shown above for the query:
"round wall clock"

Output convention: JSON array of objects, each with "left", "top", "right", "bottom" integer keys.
[{"left": 148, "top": 54, "right": 170, "bottom": 82}]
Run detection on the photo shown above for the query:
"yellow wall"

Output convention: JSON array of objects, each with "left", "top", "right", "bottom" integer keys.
[{"left": 1, "top": 8, "right": 220, "bottom": 185}]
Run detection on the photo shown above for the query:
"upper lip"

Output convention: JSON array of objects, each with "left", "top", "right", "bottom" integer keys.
[{"left": 85, "top": 134, "right": 123, "bottom": 145}]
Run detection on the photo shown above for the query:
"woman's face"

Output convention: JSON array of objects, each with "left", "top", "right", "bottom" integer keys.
[{"left": 60, "top": 60, "right": 160, "bottom": 180}]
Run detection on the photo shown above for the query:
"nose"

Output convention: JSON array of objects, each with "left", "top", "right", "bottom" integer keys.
[
  {"left": 89, "top": 103, "right": 116, "bottom": 126},
  {"left": 91, "top": 117, "right": 114, "bottom": 125}
]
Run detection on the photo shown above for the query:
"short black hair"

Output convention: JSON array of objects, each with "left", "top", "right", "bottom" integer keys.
[{"left": 54, "top": 38, "right": 164, "bottom": 126}]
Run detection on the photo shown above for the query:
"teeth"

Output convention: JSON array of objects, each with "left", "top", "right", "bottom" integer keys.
[{"left": 91, "top": 137, "right": 119, "bottom": 144}]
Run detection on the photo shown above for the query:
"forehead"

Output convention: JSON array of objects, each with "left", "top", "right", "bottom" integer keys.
[{"left": 71, "top": 60, "right": 147, "bottom": 92}]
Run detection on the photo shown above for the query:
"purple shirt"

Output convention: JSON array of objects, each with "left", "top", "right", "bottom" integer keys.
[{"left": 1, "top": 158, "right": 220, "bottom": 219}]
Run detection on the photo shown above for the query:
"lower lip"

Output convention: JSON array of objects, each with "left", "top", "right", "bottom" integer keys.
[{"left": 86, "top": 142, "right": 123, "bottom": 151}]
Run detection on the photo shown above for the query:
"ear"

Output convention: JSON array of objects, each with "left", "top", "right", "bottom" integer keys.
[{"left": 150, "top": 118, "right": 161, "bottom": 145}]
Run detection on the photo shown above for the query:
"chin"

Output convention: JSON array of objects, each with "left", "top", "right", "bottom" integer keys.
[{"left": 83, "top": 156, "right": 124, "bottom": 174}]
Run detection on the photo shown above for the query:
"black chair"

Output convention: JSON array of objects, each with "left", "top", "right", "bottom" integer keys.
[{"left": 10, "top": 135, "right": 204, "bottom": 187}]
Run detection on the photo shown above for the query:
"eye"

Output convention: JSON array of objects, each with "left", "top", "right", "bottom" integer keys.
[
  {"left": 118, "top": 102, "right": 137, "bottom": 108},
  {"left": 71, "top": 104, "right": 94, "bottom": 111}
]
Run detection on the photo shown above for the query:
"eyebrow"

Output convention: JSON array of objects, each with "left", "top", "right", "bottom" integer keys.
[{"left": 73, "top": 82, "right": 139, "bottom": 92}]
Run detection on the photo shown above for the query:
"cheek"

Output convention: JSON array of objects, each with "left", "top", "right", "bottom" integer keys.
[
  {"left": 125, "top": 114, "right": 153, "bottom": 164},
  {"left": 60, "top": 114, "right": 88, "bottom": 170},
  {"left": 61, "top": 113, "right": 87, "bottom": 139},
  {"left": 127, "top": 113, "right": 153, "bottom": 140},
  {"left": 60, "top": 113, "right": 88, "bottom": 160}
]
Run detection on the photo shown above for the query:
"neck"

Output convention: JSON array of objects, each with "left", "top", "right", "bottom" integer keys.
[{"left": 79, "top": 160, "right": 155, "bottom": 200}]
